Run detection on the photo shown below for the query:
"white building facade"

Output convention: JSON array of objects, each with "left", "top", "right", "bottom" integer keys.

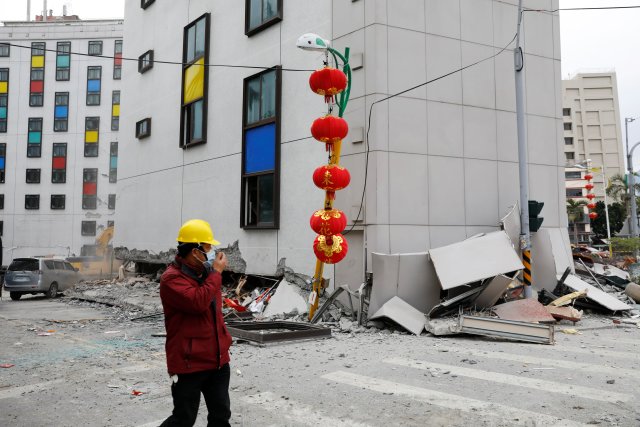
[
  {"left": 117, "top": 0, "right": 566, "bottom": 286},
  {"left": 0, "top": 18, "right": 122, "bottom": 261}
]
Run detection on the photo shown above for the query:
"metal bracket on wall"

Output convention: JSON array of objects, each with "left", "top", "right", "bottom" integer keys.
[{"left": 226, "top": 321, "right": 331, "bottom": 345}]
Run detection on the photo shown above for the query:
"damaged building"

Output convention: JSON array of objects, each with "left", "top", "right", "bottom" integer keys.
[{"left": 115, "top": 1, "right": 567, "bottom": 288}]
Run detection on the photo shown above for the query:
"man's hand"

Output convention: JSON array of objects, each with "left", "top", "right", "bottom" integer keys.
[{"left": 213, "top": 252, "right": 227, "bottom": 273}]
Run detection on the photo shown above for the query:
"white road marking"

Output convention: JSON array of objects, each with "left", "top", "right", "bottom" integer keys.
[
  {"left": 548, "top": 344, "right": 640, "bottom": 360},
  {"left": 241, "top": 391, "right": 372, "bottom": 427},
  {"left": 427, "top": 345, "right": 640, "bottom": 379},
  {"left": 384, "top": 357, "right": 630, "bottom": 403},
  {"left": 0, "top": 379, "right": 65, "bottom": 400},
  {"left": 323, "top": 371, "right": 588, "bottom": 427}
]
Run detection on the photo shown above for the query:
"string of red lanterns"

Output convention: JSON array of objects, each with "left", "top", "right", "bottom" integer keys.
[
  {"left": 584, "top": 173, "right": 598, "bottom": 219},
  {"left": 308, "top": 67, "right": 350, "bottom": 265}
]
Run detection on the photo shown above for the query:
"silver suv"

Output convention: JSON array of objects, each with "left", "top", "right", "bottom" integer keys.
[{"left": 4, "top": 258, "right": 79, "bottom": 300}]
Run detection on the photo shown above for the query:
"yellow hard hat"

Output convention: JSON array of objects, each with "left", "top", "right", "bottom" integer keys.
[{"left": 176, "top": 219, "right": 221, "bottom": 245}]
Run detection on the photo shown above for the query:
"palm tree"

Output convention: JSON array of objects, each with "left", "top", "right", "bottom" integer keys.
[
  {"left": 606, "top": 173, "right": 640, "bottom": 209},
  {"left": 567, "top": 199, "right": 587, "bottom": 244}
]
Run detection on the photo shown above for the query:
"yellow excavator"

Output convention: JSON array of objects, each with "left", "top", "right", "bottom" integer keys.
[{"left": 67, "top": 226, "right": 120, "bottom": 278}]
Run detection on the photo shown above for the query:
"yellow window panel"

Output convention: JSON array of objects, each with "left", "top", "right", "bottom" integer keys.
[
  {"left": 32, "top": 56, "right": 44, "bottom": 68},
  {"left": 0, "top": 82, "right": 7, "bottom": 94},
  {"left": 112, "top": 105, "right": 120, "bottom": 117},
  {"left": 183, "top": 57, "right": 204, "bottom": 104},
  {"left": 85, "top": 131, "right": 99, "bottom": 143}
]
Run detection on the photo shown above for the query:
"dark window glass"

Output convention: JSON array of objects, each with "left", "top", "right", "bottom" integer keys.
[
  {"left": 115, "top": 40, "right": 123, "bottom": 54},
  {"left": 57, "top": 42, "right": 71, "bottom": 54},
  {"left": 88, "top": 41, "right": 103, "bottom": 56},
  {"left": 564, "top": 122, "right": 572, "bottom": 131},
  {"left": 51, "top": 194, "right": 65, "bottom": 210},
  {"left": 138, "top": 50, "right": 154, "bottom": 73},
  {"left": 31, "top": 42, "right": 45, "bottom": 56},
  {"left": 563, "top": 108, "right": 571, "bottom": 117},
  {"left": 108, "top": 194, "right": 116, "bottom": 210},
  {"left": 564, "top": 137, "right": 574, "bottom": 145},
  {"left": 81, "top": 221, "right": 97, "bottom": 236},
  {"left": 565, "top": 171, "right": 582, "bottom": 179},
  {"left": 56, "top": 69, "right": 70, "bottom": 81},
  {"left": 136, "top": 118, "right": 151, "bottom": 139},
  {"left": 141, "top": 0, "right": 155, "bottom": 9},
  {"left": 246, "top": 0, "right": 282, "bottom": 36},
  {"left": 26, "top": 169, "right": 41, "bottom": 183},
  {"left": 0, "top": 43, "right": 9, "bottom": 57},
  {"left": 8, "top": 258, "right": 39, "bottom": 271},
  {"left": 0, "top": 194, "right": 4, "bottom": 209},
  {"left": 113, "top": 66, "right": 122, "bottom": 80},
  {"left": 31, "top": 69, "right": 44, "bottom": 80},
  {"left": 566, "top": 189, "right": 583, "bottom": 198},
  {"left": 25, "top": 195, "right": 40, "bottom": 210},
  {"left": 29, "top": 93, "right": 43, "bottom": 107}
]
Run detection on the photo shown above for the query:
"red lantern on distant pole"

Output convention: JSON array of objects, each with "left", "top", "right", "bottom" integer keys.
[
  {"left": 309, "top": 67, "right": 347, "bottom": 103},
  {"left": 586, "top": 193, "right": 595, "bottom": 200},
  {"left": 587, "top": 202, "right": 596, "bottom": 209},
  {"left": 584, "top": 174, "right": 593, "bottom": 181},
  {"left": 312, "top": 164, "right": 351, "bottom": 197},
  {"left": 584, "top": 183, "right": 594, "bottom": 190},
  {"left": 313, "top": 234, "right": 349, "bottom": 264},
  {"left": 311, "top": 115, "right": 349, "bottom": 144},
  {"left": 589, "top": 212, "right": 598, "bottom": 220}
]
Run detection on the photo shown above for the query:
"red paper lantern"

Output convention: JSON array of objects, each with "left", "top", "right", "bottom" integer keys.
[
  {"left": 311, "top": 115, "right": 349, "bottom": 144},
  {"left": 313, "top": 234, "right": 349, "bottom": 264},
  {"left": 586, "top": 193, "right": 595, "bottom": 200},
  {"left": 587, "top": 202, "right": 596, "bottom": 209},
  {"left": 310, "top": 209, "right": 347, "bottom": 236},
  {"left": 309, "top": 67, "right": 347, "bottom": 102},
  {"left": 584, "top": 174, "right": 593, "bottom": 181},
  {"left": 584, "top": 183, "right": 594, "bottom": 190},
  {"left": 313, "top": 164, "right": 351, "bottom": 193},
  {"left": 589, "top": 212, "right": 598, "bottom": 220}
]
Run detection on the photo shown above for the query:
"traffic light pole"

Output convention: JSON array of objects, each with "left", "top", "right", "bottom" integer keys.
[{"left": 514, "top": 0, "right": 533, "bottom": 298}]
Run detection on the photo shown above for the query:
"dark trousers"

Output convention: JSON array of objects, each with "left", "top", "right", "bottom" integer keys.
[{"left": 160, "top": 364, "right": 231, "bottom": 427}]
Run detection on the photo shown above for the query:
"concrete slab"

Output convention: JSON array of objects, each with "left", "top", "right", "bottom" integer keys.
[
  {"left": 499, "top": 202, "right": 520, "bottom": 251},
  {"left": 0, "top": 298, "right": 108, "bottom": 322},
  {"left": 262, "top": 280, "right": 308, "bottom": 317},
  {"left": 369, "top": 296, "right": 426, "bottom": 335},
  {"left": 474, "top": 275, "right": 513, "bottom": 308},
  {"left": 429, "top": 231, "right": 523, "bottom": 290},
  {"left": 492, "top": 299, "right": 556, "bottom": 323},
  {"left": 560, "top": 274, "right": 633, "bottom": 312}
]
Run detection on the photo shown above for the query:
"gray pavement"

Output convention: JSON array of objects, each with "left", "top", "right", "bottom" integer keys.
[{"left": 1, "top": 296, "right": 639, "bottom": 426}]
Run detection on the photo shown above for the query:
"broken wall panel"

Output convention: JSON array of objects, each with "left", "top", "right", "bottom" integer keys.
[
  {"left": 474, "top": 275, "right": 513, "bottom": 308},
  {"left": 499, "top": 202, "right": 520, "bottom": 251},
  {"left": 549, "top": 228, "right": 574, "bottom": 276},
  {"left": 560, "top": 274, "right": 633, "bottom": 312},
  {"left": 369, "top": 296, "right": 426, "bottom": 335},
  {"left": 531, "top": 229, "right": 558, "bottom": 292},
  {"left": 459, "top": 315, "right": 555, "bottom": 344},
  {"left": 369, "top": 252, "right": 441, "bottom": 317},
  {"left": 429, "top": 231, "right": 523, "bottom": 290}
]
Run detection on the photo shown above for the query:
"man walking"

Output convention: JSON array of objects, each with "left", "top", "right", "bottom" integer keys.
[{"left": 160, "top": 219, "right": 232, "bottom": 426}]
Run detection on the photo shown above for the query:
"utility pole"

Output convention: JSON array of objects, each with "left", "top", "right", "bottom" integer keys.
[
  {"left": 514, "top": 0, "right": 533, "bottom": 298},
  {"left": 625, "top": 117, "right": 636, "bottom": 236}
]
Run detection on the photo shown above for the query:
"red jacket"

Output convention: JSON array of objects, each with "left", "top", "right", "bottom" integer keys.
[{"left": 160, "top": 258, "right": 232, "bottom": 375}]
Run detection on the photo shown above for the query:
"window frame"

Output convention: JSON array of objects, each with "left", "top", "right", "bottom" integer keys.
[
  {"left": 54, "top": 91, "right": 69, "bottom": 132},
  {"left": 26, "top": 168, "right": 41, "bottom": 184},
  {"left": 108, "top": 194, "right": 116, "bottom": 210},
  {"left": 29, "top": 42, "right": 45, "bottom": 107},
  {"left": 138, "top": 50, "right": 154, "bottom": 73},
  {"left": 81, "top": 220, "right": 97, "bottom": 236},
  {"left": 27, "top": 117, "right": 42, "bottom": 158},
  {"left": 180, "top": 13, "right": 210, "bottom": 148},
  {"left": 52, "top": 143, "right": 67, "bottom": 183},
  {"left": 245, "top": 0, "right": 283, "bottom": 37},
  {"left": 141, "top": 0, "right": 156, "bottom": 9},
  {"left": 82, "top": 168, "right": 98, "bottom": 210},
  {"left": 0, "top": 143, "right": 5, "bottom": 183},
  {"left": 136, "top": 118, "right": 151, "bottom": 139},
  {"left": 86, "top": 66, "right": 102, "bottom": 106},
  {"left": 109, "top": 141, "right": 118, "bottom": 183},
  {"left": 56, "top": 41, "right": 71, "bottom": 82},
  {"left": 0, "top": 68, "right": 8, "bottom": 133},
  {"left": 88, "top": 41, "right": 103, "bottom": 56},
  {"left": 111, "top": 90, "right": 120, "bottom": 131},
  {"left": 50, "top": 194, "right": 65, "bottom": 210},
  {"left": 0, "top": 194, "right": 3, "bottom": 209},
  {"left": 240, "top": 66, "right": 281, "bottom": 229},
  {"left": 25, "top": 194, "right": 40, "bottom": 210},
  {"left": 113, "top": 40, "right": 123, "bottom": 80},
  {"left": 0, "top": 43, "right": 9, "bottom": 57}
]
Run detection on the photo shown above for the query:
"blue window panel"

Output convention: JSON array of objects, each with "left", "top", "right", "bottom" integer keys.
[
  {"left": 55, "top": 106, "right": 68, "bottom": 118},
  {"left": 87, "top": 79, "right": 101, "bottom": 92},
  {"left": 0, "top": 107, "right": 6, "bottom": 119},
  {"left": 57, "top": 55, "right": 70, "bottom": 68},
  {"left": 110, "top": 157, "right": 117, "bottom": 169},
  {"left": 0, "top": 158, "right": 4, "bottom": 169},
  {"left": 244, "top": 122, "right": 276, "bottom": 174},
  {"left": 28, "top": 131, "right": 41, "bottom": 144}
]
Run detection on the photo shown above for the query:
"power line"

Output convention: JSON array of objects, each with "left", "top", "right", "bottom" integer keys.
[
  {"left": 2, "top": 42, "right": 314, "bottom": 72},
  {"left": 526, "top": 5, "right": 640, "bottom": 13}
]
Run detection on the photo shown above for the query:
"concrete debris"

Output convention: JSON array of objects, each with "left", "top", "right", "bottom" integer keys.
[
  {"left": 560, "top": 274, "right": 633, "bottom": 312},
  {"left": 625, "top": 283, "right": 640, "bottom": 303},
  {"left": 275, "top": 258, "right": 314, "bottom": 292},
  {"left": 459, "top": 315, "right": 555, "bottom": 344},
  {"left": 216, "top": 241, "right": 247, "bottom": 274},
  {"left": 262, "top": 280, "right": 308, "bottom": 317},
  {"left": 548, "top": 290, "right": 588, "bottom": 307},
  {"left": 545, "top": 305, "right": 583, "bottom": 322},
  {"left": 492, "top": 299, "right": 556, "bottom": 324},
  {"left": 424, "top": 317, "right": 461, "bottom": 336},
  {"left": 369, "top": 296, "right": 426, "bottom": 336},
  {"left": 114, "top": 247, "right": 175, "bottom": 264}
]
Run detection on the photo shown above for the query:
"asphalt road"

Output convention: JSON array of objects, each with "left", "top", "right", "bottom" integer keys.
[{"left": 1, "top": 295, "right": 639, "bottom": 427}]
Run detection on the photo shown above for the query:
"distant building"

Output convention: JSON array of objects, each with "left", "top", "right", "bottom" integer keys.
[
  {"left": 0, "top": 17, "right": 123, "bottom": 261},
  {"left": 116, "top": 2, "right": 567, "bottom": 285}
]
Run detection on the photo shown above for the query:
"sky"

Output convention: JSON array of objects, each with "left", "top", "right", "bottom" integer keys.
[{"left": 1, "top": 0, "right": 639, "bottom": 163}]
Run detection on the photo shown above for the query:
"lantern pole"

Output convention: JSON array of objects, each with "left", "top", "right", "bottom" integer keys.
[{"left": 298, "top": 34, "right": 353, "bottom": 321}]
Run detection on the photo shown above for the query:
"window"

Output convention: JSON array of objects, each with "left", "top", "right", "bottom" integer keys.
[
  {"left": 241, "top": 67, "right": 281, "bottom": 228},
  {"left": 81, "top": 221, "right": 97, "bottom": 236},
  {"left": 565, "top": 152, "right": 575, "bottom": 160},
  {"left": 566, "top": 188, "right": 583, "bottom": 198},
  {"left": 563, "top": 108, "right": 571, "bottom": 117},
  {"left": 136, "top": 118, "right": 151, "bottom": 139},
  {"left": 113, "top": 40, "right": 123, "bottom": 80},
  {"left": 0, "top": 43, "right": 9, "bottom": 57},
  {"left": 245, "top": 0, "right": 283, "bottom": 36},
  {"left": 30, "top": 42, "right": 45, "bottom": 107},
  {"left": 82, "top": 168, "right": 98, "bottom": 209},
  {"left": 86, "top": 66, "right": 102, "bottom": 106},
  {"left": 85, "top": 117, "right": 99, "bottom": 157},
  {"left": 0, "top": 68, "right": 8, "bottom": 133},
  {"left": 141, "top": 0, "right": 155, "bottom": 9},
  {"left": 0, "top": 194, "right": 3, "bottom": 209},
  {"left": 565, "top": 171, "right": 582, "bottom": 179},
  {"left": 51, "top": 194, "right": 65, "bottom": 210},
  {"left": 180, "top": 14, "right": 210, "bottom": 148},
  {"left": 111, "top": 90, "right": 120, "bottom": 130},
  {"left": 27, "top": 118, "right": 42, "bottom": 157},
  {"left": 564, "top": 137, "right": 573, "bottom": 145},
  {"left": 107, "top": 220, "right": 114, "bottom": 228},
  {"left": 26, "top": 169, "right": 41, "bottom": 183},
  {"left": 564, "top": 122, "right": 572, "bottom": 131},
  {"left": 56, "top": 41, "right": 71, "bottom": 81},
  {"left": 25, "top": 194, "right": 40, "bottom": 210},
  {"left": 108, "top": 194, "right": 116, "bottom": 210},
  {"left": 138, "top": 50, "right": 154, "bottom": 73},
  {"left": 88, "top": 41, "right": 103, "bottom": 56},
  {"left": 0, "top": 143, "right": 5, "bottom": 183},
  {"left": 52, "top": 143, "right": 67, "bottom": 183},
  {"left": 54, "top": 92, "right": 69, "bottom": 132},
  {"left": 109, "top": 142, "right": 118, "bottom": 182}
]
